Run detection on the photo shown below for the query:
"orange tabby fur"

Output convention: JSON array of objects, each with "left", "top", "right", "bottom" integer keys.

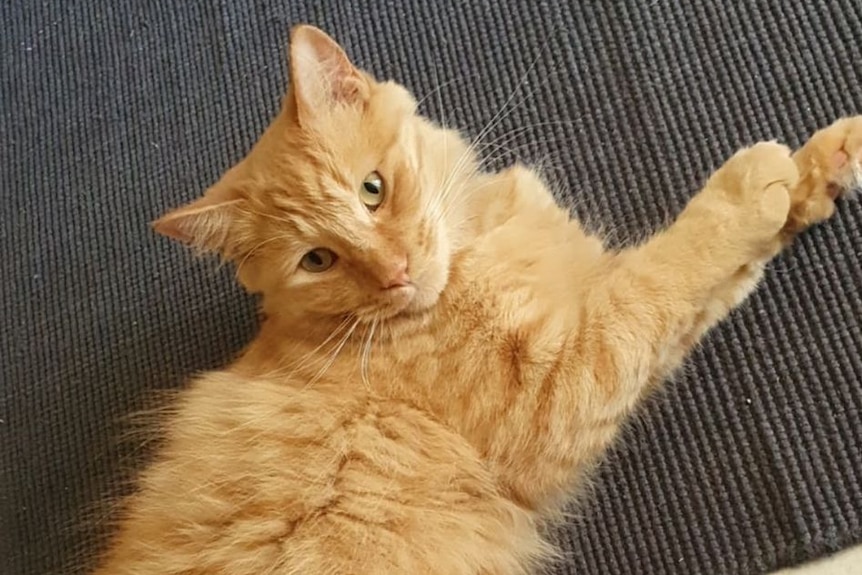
[{"left": 95, "top": 25, "right": 860, "bottom": 575}]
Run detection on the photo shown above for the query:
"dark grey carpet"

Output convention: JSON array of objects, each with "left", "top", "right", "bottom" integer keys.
[{"left": 2, "top": 1, "right": 861, "bottom": 574}]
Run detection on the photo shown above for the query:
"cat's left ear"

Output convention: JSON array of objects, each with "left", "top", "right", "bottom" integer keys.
[
  {"left": 152, "top": 177, "right": 247, "bottom": 257},
  {"left": 287, "top": 25, "right": 370, "bottom": 125}
]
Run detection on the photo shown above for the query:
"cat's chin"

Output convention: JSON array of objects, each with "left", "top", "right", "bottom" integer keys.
[
  {"left": 405, "top": 284, "right": 443, "bottom": 314},
  {"left": 360, "top": 283, "right": 443, "bottom": 322}
]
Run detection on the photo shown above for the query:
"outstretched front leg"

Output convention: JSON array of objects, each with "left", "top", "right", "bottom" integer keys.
[
  {"left": 644, "top": 117, "right": 862, "bottom": 384},
  {"left": 584, "top": 117, "right": 861, "bottom": 421},
  {"left": 472, "top": 118, "right": 858, "bottom": 515}
]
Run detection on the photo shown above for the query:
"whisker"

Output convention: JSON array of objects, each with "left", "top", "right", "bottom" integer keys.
[
  {"left": 479, "top": 139, "right": 569, "bottom": 171},
  {"left": 424, "top": 27, "right": 569, "bottom": 223},
  {"left": 453, "top": 39, "right": 560, "bottom": 164},
  {"left": 303, "top": 317, "right": 360, "bottom": 390},
  {"left": 415, "top": 72, "right": 482, "bottom": 111},
  {"left": 427, "top": 60, "right": 452, "bottom": 225},
  {"left": 223, "top": 317, "right": 357, "bottom": 435},
  {"left": 476, "top": 120, "right": 576, "bottom": 154},
  {"left": 360, "top": 316, "right": 378, "bottom": 388},
  {"left": 432, "top": 121, "right": 573, "bottom": 225},
  {"left": 265, "top": 315, "right": 354, "bottom": 379},
  {"left": 234, "top": 235, "right": 289, "bottom": 280}
]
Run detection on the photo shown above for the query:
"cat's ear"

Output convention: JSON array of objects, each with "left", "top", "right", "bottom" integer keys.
[
  {"left": 288, "top": 25, "right": 370, "bottom": 125},
  {"left": 152, "top": 179, "right": 245, "bottom": 255}
]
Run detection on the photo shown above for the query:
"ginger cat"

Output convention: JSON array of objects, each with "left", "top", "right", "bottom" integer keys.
[{"left": 96, "top": 25, "right": 860, "bottom": 574}]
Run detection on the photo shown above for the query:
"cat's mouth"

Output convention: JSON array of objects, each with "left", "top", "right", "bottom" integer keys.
[
  {"left": 359, "top": 281, "right": 443, "bottom": 322},
  {"left": 377, "top": 284, "right": 418, "bottom": 319},
  {"left": 356, "top": 260, "right": 448, "bottom": 321}
]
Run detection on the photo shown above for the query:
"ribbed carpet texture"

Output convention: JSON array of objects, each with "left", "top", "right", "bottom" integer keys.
[{"left": 2, "top": 1, "right": 861, "bottom": 574}]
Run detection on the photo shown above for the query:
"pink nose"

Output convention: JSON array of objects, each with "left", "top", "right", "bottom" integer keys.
[{"left": 381, "top": 259, "right": 411, "bottom": 289}]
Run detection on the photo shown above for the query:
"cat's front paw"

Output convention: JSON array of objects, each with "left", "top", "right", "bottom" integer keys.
[
  {"left": 704, "top": 141, "right": 797, "bottom": 240},
  {"left": 786, "top": 116, "right": 862, "bottom": 234}
]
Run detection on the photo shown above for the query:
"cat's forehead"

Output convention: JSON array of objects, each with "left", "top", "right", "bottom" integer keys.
[
  {"left": 263, "top": 155, "right": 375, "bottom": 235},
  {"left": 296, "top": 106, "right": 417, "bottom": 193},
  {"left": 315, "top": 101, "right": 413, "bottom": 166},
  {"left": 256, "top": 80, "right": 419, "bottom": 238}
]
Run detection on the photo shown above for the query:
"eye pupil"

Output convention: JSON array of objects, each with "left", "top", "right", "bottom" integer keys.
[
  {"left": 301, "top": 248, "right": 335, "bottom": 272},
  {"left": 363, "top": 181, "right": 380, "bottom": 195},
  {"left": 359, "top": 171, "right": 385, "bottom": 210}
]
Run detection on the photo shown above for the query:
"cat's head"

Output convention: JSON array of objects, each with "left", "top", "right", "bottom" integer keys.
[{"left": 154, "top": 25, "right": 475, "bottom": 322}]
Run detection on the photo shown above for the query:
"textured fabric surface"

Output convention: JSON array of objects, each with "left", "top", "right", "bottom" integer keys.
[{"left": 2, "top": 1, "right": 862, "bottom": 574}]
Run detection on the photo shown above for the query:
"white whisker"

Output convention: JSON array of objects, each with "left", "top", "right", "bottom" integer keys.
[
  {"left": 360, "top": 316, "right": 378, "bottom": 388},
  {"left": 429, "top": 54, "right": 556, "bottom": 221},
  {"left": 415, "top": 72, "right": 481, "bottom": 111},
  {"left": 266, "top": 315, "right": 354, "bottom": 379},
  {"left": 423, "top": 29, "right": 568, "bottom": 225},
  {"left": 234, "top": 235, "right": 289, "bottom": 280},
  {"left": 303, "top": 317, "right": 360, "bottom": 390}
]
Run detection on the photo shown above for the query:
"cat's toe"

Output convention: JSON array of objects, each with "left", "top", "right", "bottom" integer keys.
[
  {"left": 787, "top": 116, "right": 862, "bottom": 233},
  {"left": 798, "top": 116, "right": 862, "bottom": 190},
  {"left": 713, "top": 142, "right": 797, "bottom": 200},
  {"left": 707, "top": 142, "right": 795, "bottom": 232}
]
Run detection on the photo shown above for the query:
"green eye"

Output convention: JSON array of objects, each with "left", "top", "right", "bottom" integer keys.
[
  {"left": 300, "top": 248, "right": 336, "bottom": 272},
  {"left": 359, "top": 171, "right": 385, "bottom": 210}
]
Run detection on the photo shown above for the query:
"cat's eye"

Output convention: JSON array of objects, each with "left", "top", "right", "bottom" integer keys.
[
  {"left": 300, "top": 248, "right": 336, "bottom": 272},
  {"left": 359, "top": 171, "right": 385, "bottom": 210}
]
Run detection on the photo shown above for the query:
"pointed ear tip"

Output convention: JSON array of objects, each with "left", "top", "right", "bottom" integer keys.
[
  {"left": 290, "top": 24, "right": 327, "bottom": 43},
  {"left": 291, "top": 23, "right": 314, "bottom": 34},
  {"left": 151, "top": 214, "right": 186, "bottom": 241}
]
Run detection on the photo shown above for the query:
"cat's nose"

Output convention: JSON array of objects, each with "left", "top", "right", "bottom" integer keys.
[{"left": 381, "top": 258, "right": 411, "bottom": 289}]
